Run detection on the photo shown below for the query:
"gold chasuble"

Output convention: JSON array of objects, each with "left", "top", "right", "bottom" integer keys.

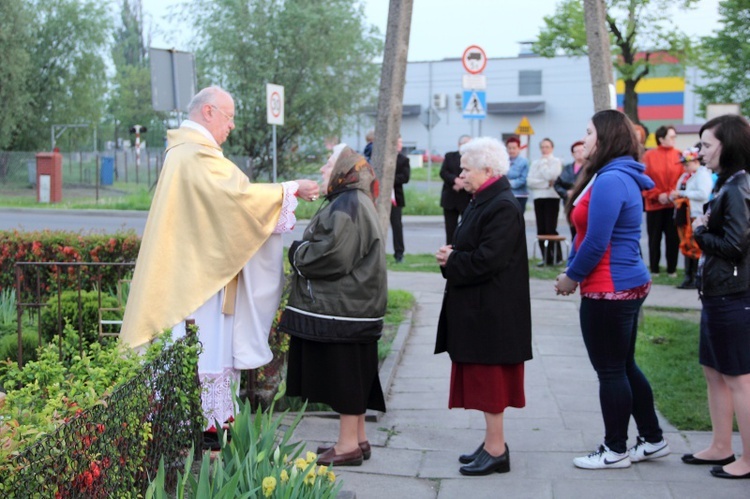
[{"left": 120, "top": 127, "right": 283, "bottom": 348}]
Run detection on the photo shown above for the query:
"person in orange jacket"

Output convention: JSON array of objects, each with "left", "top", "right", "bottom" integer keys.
[{"left": 641, "top": 125, "right": 683, "bottom": 276}]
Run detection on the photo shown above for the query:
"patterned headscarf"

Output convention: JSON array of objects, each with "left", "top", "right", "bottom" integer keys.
[{"left": 326, "top": 146, "right": 380, "bottom": 202}]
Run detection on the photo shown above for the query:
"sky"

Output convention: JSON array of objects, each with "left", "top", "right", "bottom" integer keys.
[{"left": 141, "top": 0, "right": 723, "bottom": 62}]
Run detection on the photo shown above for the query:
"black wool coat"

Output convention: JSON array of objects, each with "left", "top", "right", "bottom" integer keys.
[
  {"left": 440, "top": 151, "right": 472, "bottom": 212},
  {"left": 393, "top": 153, "right": 410, "bottom": 207},
  {"left": 435, "top": 176, "right": 533, "bottom": 365}
]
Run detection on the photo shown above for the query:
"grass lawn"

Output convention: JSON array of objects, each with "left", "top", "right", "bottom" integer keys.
[{"left": 637, "top": 309, "right": 712, "bottom": 431}]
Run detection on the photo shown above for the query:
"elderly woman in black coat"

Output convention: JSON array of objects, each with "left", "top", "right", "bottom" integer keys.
[{"left": 434, "top": 136, "right": 533, "bottom": 476}]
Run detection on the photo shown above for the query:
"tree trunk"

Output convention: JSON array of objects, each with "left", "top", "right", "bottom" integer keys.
[
  {"left": 371, "top": 0, "right": 413, "bottom": 237},
  {"left": 623, "top": 79, "right": 640, "bottom": 124},
  {"left": 583, "top": 0, "right": 614, "bottom": 112}
]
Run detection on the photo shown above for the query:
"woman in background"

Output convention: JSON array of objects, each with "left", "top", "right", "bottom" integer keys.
[
  {"left": 527, "top": 138, "right": 563, "bottom": 265},
  {"left": 669, "top": 147, "right": 713, "bottom": 289}
]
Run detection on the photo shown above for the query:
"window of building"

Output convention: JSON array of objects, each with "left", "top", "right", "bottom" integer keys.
[{"left": 519, "top": 70, "right": 542, "bottom": 96}]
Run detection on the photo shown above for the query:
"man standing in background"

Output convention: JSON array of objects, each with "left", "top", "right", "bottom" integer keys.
[
  {"left": 391, "top": 135, "right": 410, "bottom": 263},
  {"left": 440, "top": 135, "right": 472, "bottom": 245},
  {"left": 506, "top": 137, "right": 529, "bottom": 212}
]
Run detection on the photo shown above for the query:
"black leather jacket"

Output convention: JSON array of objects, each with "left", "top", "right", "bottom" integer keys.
[{"left": 694, "top": 171, "right": 750, "bottom": 296}]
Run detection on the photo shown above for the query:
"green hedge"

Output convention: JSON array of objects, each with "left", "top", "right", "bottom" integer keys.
[{"left": 0, "top": 229, "right": 139, "bottom": 296}]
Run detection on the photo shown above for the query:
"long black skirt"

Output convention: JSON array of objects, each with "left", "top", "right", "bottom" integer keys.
[{"left": 286, "top": 336, "right": 386, "bottom": 414}]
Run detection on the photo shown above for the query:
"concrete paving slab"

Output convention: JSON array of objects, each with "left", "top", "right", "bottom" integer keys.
[
  {"left": 280, "top": 271, "right": 725, "bottom": 498},
  {"left": 437, "top": 477, "right": 553, "bottom": 499},
  {"left": 333, "top": 472, "right": 439, "bottom": 499}
]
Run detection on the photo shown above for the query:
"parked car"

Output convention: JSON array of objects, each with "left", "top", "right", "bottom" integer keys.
[{"left": 410, "top": 149, "right": 444, "bottom": 163}]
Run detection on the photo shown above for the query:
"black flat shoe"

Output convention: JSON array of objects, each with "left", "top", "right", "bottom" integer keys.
[
  {"left": 459, "top": 445, "right": 510, "bottom": 476},
  {"left": 458, "top": 442, "right": 484, "bottom": 464},
  {"left": 681, "top": 453, "right": 736, "bottom": 465},
  {"left": 710, "top": 466, "right": 750, "bottom": 479}
]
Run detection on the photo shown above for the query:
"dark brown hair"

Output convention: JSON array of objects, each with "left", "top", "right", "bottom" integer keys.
[
  {"left": 700, "top": 114, "right": 750, "bottom": 191},
  {"left": 654, "top": 125, "right": 675, "bottom": 145},
  {"left": 565, "top": 110, "right": 640, "bottom": 218}
]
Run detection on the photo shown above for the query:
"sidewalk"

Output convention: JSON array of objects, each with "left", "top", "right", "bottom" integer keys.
[{"left": 290, "top": 273, "right": 746, "bottom": 499}]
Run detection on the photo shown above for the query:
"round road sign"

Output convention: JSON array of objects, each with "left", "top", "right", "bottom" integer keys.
[
  {"left": 462, "top": 45, "right": 487, "bottom": 75},
  {"left": 270, "top": 91, "right": 282, "bottom": 118}
]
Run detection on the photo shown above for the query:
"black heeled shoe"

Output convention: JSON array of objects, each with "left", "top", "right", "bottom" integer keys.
[
  {"left": 459, "top": 444, "right": 510, "bottom": 476},
  {"left": 458, "top": 442, "right": 484, "bottom": 464}
]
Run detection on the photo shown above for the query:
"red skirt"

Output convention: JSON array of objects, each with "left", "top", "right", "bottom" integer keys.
[{"left": 449, "top": 362, "right": 525, "bottom": 413}]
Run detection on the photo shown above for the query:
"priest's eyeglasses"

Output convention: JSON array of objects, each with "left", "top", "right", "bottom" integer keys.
[{"left": 211, "top": 105, "right": 235, "bottom": 124}]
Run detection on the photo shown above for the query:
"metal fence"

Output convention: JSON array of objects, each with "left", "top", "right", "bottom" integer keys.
[
  {"left": 13, "top": 262, "right": 136, "bottom": 366},
  {"left": 0, "top": 328, "right": 203, "bottom": 497},
  {"left": 0, "top": 149, "right": 264, "bottom": 191}
]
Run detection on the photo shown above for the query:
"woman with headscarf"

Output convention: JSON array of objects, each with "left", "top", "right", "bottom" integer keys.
[
  {"left": 279, "top": 144, "right": 387, "bottom": 467},
  {"left": 434, "top": 136, "right": 532, "bottom": 476}
]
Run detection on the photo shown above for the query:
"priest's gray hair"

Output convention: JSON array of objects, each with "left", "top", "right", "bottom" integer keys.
[
  {"left": 187, "top": 86, "right": 232, "bottom": 116},
  {"left": 459, "top": 137, "right": 509, "bottom": 176}
]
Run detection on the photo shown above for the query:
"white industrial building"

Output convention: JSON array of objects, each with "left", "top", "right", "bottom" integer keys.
[{"left": 342, "top": 51, "right": 708, "bottom": 164}]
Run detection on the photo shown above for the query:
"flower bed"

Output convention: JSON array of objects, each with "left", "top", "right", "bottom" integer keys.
[{"left": 0, "top": 328, "right": 202, "bottom": 497}]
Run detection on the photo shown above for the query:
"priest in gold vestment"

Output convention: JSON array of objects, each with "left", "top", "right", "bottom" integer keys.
[{"left": 120, "top": 86, "right": 319, "bottom": 432}]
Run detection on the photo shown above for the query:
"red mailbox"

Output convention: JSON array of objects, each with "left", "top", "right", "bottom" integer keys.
[{"left": 36, "top": 152, "right": 63, "bottom": 203}]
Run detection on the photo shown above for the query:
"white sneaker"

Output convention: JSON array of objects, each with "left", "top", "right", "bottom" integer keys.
[
  {"left": 628, "top": 436, "right": 670, "bottom": 462},
  {"left": 573, "top": 444, "right": 632, "bottom": 469}
]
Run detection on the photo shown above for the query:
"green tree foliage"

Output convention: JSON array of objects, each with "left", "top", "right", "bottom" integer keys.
[
  {"left": 110, "top": 0, "right": 167, "bottom": 146},
  {"left": 0, "top": 0, "right": 33, "bottom": 150},
  {"left": 693, "top": 0, "right": 750, "bottom": 116},
  {"left": 10, "top": 0, "right": 110, "bottom": 152},
  {"left": 533, "top": 0, "right": 697, "bottom": 124},
  {"left": 185, "top": 0, "right": 382, "bottom": 177}
]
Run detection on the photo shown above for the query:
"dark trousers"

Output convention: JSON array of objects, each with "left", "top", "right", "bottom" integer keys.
[
  {"left": 646, "top": 209, "right": 679, "bottom": 274},
  {"left": 580, "top": 296, "right": 663, "bottom": 453},
  {"left": 534, "top": 198, "right": 561, "bottom": 263},
  {"left": 443, "top": 207, "right": 463, "bottom": 246},
  {"left": 390, "top": 205, "right": 404, "bottom": 259},
  {"left": 515, "top": 195, "right": 528, "bottom": 214}
]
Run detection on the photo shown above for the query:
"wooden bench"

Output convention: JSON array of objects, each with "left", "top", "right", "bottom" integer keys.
[{"left": 533, "top": 235, "right": 569, "bottom": 266}]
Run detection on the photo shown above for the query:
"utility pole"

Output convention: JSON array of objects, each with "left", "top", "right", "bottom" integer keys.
[
  {"left": 583, "top": 0, "right": 615, "bottom": 112},
  {"left": 371, "top": 0, "right": 414, "bottom": 236}
]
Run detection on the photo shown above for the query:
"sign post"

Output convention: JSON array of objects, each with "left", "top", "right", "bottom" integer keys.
[
  {"left": 461, "top": 45, "right": 488, "bottom": 135},
  {"left": 514, "top": 116, "right": 535, "bottom": 160},
  {"left": 266, "top": 84, "right": 285, "bottom": 182}
]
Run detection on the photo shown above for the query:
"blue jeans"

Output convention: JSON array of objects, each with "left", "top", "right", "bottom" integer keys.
[{"left": 580, "top": 296, "right": 663, "bottom": 453}]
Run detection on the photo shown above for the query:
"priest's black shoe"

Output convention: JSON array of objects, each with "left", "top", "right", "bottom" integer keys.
[
  {"left": 458, "top": 442, "right": 484, "bottom": 464},
  {"left": 459, "top": 444, "right": 510, "bottom": 476}
]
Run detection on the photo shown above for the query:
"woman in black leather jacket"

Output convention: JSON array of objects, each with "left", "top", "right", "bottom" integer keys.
[{"left": 685, "top": 114, "right": 750, "bottom": 479}]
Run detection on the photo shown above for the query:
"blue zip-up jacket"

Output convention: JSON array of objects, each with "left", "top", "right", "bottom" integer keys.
[
  {"left": 567, "top": 156, "right": 655, "bottom": 291},
  {"left": 507, "top": 155, "right": 529, "bottom": 197}
]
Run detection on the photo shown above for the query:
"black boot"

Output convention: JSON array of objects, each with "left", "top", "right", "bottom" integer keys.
[
  {"left": 458, "top": 442, "right": 484, "bottom": 464},
  {"left": 459, "top": 444, "right": 510, "bottom": 475},
  {"left": 677, "top": 257, "right": 697, "bottom": 289}
]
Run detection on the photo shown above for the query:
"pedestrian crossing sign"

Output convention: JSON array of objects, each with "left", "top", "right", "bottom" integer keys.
[{"left": 462, "top": 90, "right": 486, "bottom": 119}]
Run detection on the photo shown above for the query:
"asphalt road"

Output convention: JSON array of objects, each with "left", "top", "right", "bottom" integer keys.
[{"left": 1, "top": 208, "right": 675, "bottom": 270}]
